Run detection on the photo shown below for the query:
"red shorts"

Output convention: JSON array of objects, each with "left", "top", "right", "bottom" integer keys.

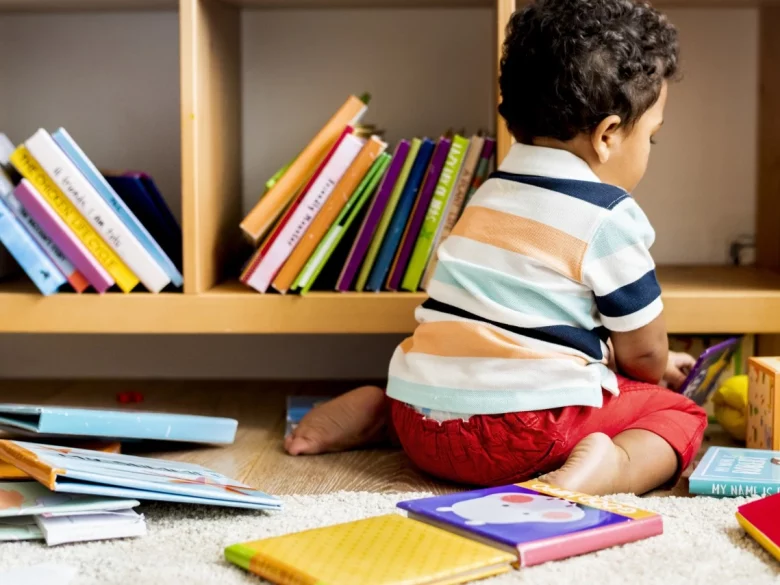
[{"left": 390, "top": 375, "right": 708, "bottom": 487}]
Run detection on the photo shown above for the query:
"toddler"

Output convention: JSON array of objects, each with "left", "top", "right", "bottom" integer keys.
[{"left": 286, "top": 0, "right": 708, "bottom": 496}]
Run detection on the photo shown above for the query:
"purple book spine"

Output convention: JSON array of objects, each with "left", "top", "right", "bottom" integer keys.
[
  {"left": 386, "top": 138, "right": 451, "bottom": 291},
  {"left": 336, "top": 140, "right": 411, "bottom": 292},
  {"left": 14, "top": 179, "right": 114, "bottom": 294}
]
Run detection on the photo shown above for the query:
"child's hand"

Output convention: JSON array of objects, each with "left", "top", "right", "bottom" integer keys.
[{"left": 664, "top": 351, "right": 696, "bottom": 391}]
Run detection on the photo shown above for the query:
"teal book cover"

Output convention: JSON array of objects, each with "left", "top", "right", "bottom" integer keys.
[{"left": 689, "top": 446, "right": 780, "bottom": 497}]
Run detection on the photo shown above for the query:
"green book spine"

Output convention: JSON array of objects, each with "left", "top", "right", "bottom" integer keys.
[
  {"left": 294, "top": 153, "right": 391, "bottom": 294},
  {"left": 354, "top": 138, "right": 422, "bottom": 292},
  {"left": 400, "top": 134, "right": 469, "bottom": 292},
  {"left": 224, "top": 544, "right": 254, "bottom": 572}
]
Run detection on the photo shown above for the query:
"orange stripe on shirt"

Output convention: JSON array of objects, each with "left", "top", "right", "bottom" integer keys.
[
  {"left": 451, "top": 206, "right": 587, "bottom": 281},
  {"left": 399, "top": 320, "right": 589, "bottom": 364}
]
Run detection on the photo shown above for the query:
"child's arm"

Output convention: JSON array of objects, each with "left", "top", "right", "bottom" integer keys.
[{"left": 610, "top": 314, "right": 668, "bottom": 384}]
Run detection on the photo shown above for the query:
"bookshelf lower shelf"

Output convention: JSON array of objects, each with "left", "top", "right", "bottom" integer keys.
[{"left": 1, "top": 265, "right": 780, "bottom": 335}]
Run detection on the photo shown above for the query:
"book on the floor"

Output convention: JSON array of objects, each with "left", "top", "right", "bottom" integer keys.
[
  {"left": 0, "top": 517, "right": 42, "bottom": 541},
  {"left": 34, "top": 508, "right": 147, "bottom": 546},
  {"left": 0, "top": 441, "right": 282, "bottom": 511},
  {"left": 0, "top": 480, "right": 139, "bottom": 520},
  {"left": 396, "top": 481, "right": 663, "bottom": 567},
  {"left": 225, "top": 513, "right": 514, "bottom": 585},
  {"left": 285, "top": 396, "right": 328, "bottom": 438},
  {"left": 0, "top": 404, "right": 238, "bottom": 444},
  {"left": 736, "top": 492, "right": 780, "bottom": 561},
  {"left": 0, "top": 440, "right": 120, "bottom": 479},
  {"left": 689, "top": 446, "right": 780, "bottom": 497}
]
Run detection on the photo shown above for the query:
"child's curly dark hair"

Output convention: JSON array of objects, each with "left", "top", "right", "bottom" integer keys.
[{"left": 499, "top": 0, "right": 679, "bottom": 143}]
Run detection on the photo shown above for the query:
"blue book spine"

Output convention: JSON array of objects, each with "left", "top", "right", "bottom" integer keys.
[
  {"left": 365, "top": 138, "right": 435, "bottom": 292},
  {"left": 0, "top": 197, "right": 66, "bottom": 295},
  {"left": 51, "top": 128, "right": 183, "bottom": 288},
  {"left": 688, "top": 477, "right": 780, "bottom": 498}
]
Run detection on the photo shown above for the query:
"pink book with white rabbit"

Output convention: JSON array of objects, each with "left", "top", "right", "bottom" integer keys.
[{"left": 397, "top": 480, "right": 662, "bottom": 567}]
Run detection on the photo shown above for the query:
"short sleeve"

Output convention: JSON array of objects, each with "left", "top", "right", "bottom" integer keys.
[{"left": 582, "top": 199, "right": 663, "bottom": 332}]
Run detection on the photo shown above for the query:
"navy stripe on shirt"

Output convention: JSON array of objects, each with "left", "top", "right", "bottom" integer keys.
[
  {"left": 489, "top": 171, "right": 629, "bottom": 210},
  {"left": 594, "top": 269, "right": 662, "bottom": 318},
  {"left": 421, "top": 298, "right": 607, "bottom": 360}
]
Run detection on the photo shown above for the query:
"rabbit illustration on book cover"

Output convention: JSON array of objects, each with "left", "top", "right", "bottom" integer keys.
[{"left": 436, "top": 492, "right": 586, "bottom": 526}]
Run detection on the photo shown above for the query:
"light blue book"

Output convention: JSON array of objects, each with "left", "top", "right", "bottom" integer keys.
[
  {"left": 689, "top": 446, "right": 780, "bottom": 497},
  {"left": 0, "top": 197, "right": 66, "bottom": 295},
  {"left": 0, "top": 404, "right": 238, "bottom": 444},
  {"left": 0, "top": 441, "right": 281, "bottom": 511},
  {"left": 51, "top": 128, "right": 183, "bottom": 288}
]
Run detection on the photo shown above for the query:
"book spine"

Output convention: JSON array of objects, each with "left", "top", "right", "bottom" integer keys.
[
  {"left": 356, "top": 138, "right": 421, "bottom": 292},
  {"left": 240, "top": 126, "right": 355, "bottom": 283},
  {"left": 0, "top": 197, "right": 65, "bottom": 295},
  {"left": 688, "top": 477, "right": 780, "bottom": 497},
  {"left": 225, "top": 545, "right": 319, "bottom": 585},
  {"left": 3, "top": 188, "right": 89, "bottom": 293},
  {"left": 10, "top": 147, "right": 135, "bottom": 292},
  {"left": 240, "top": 94, "right": 368, "bottom": 243},
  {"left": 298, "top": 153, "right": 391, "bottom": 294},
  {"left": 26, "top": 129, "right": 169, "bottom": 293},
  {"left": 421, "top": 135, "right": 484, "bottom": 290},
  {"left": 463, "top": 137, "right": 496, "bottom": 208},
  {"left": 518, "top": 514, "right": 663, "bottom": 567},
  {"left": 336, "top": 140, "right": 410, "bottom": 292},
  {"left": 365, "top": 139, "right": 434, "bottom": 292},
  {"left": 271, "top": 135, "right": 387, "bottom": 294},
  {"left": 12, "top": 180, "right": 114, "bottom": 293},
  {"left": 402, "top": 134, "right": 469, "bottom": 292},
  {"left": 52, "top": 128, "right": 183, "bottom": 289},
  {"left": 386, "top": 138, "right": 451, "bottom": 291},
  {"left": 245, "top": 132, "right": 364, "bottom": 293}
]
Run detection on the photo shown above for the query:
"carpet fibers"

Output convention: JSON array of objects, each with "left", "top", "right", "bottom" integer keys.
[{"left": 0, "top": 491, "right": 779, "bottom": 585}]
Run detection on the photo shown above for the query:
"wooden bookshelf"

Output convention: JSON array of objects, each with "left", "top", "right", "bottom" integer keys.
[
  {"left": 1, "top": 266, "right": 779, "bottom": 334},
  {"left": 1, "top": 0, "right": 780, "bottom": 343}
]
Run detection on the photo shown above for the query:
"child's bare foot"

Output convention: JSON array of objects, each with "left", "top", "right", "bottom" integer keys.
[
  {"left": 539, "top": 433, "right": 630, "bottom": 496},
  {"left": 284, "top": 386, "right": 389, "bottom": 456}
]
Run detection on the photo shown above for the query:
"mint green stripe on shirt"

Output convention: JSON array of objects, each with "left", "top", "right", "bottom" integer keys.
[
  {"left": 431, "top": 259, "right": 597, "bottom": 329},
  {"left": 586, "top": 200, "right": 654, "bottom": 260},
  {"left": 387, "top": 376, "right": 604, "bottom": 414}
]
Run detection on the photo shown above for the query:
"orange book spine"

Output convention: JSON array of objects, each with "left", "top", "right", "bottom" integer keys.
[
  {"left": 239, "top": 95, "right": 368, "bottom": 243},
  {"left": 0, "top": 440, "right": 60, "bottom": 489},
  {"left": 271, "top": 136, "right": 387, "bottom": 293}
]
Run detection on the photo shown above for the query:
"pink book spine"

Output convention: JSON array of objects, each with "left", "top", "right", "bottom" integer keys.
[
  {"left": 246, "top": 132, "right": 365, "bottom": 293},
  {"left": 518, "top": 514, "right": 663, "bottom": 567},
  {"left": 14, "top": 179, "right": 114, "bottom": 294}
]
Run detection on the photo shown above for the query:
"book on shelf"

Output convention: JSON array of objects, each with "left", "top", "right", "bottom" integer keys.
[
  {"left": 236, "top": 95, "right": 497, "bottom": 296},
  {"left": 0, "top": 130, "right": 182, "bottom": 295}
]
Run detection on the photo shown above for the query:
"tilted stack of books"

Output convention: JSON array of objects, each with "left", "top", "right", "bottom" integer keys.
[
  {"left": 0, "top": 129, "right": 182, "bottom": 295},
  {"left": 239, "top": 94, "right": 496, "bottom": 295}
]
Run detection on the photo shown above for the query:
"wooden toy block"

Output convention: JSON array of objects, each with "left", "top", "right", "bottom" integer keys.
[{"left": 748, "top": 357, "right": 780, "bottom": 450}]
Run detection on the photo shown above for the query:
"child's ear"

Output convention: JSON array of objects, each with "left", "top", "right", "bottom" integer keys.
[{"left": 590, "top": 115, "right": 623, "bottom": 164}]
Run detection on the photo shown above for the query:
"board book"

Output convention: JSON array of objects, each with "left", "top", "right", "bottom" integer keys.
[
  {"left": 225, "top": 513, "right": 514, "bottom": 585},
  {"left": 736, "top": 492, "right": 780, "bottom": 562},
  {"left": 689, "top": 446, "right": 780, "bottom": 497},
  {"left": 677, "top": 336, "right": 741, "bottom": 406},
  {"left": 0, "top": 404, "right": 237, "bottom": 444},
  {"left": 0, "top": 441, "right": 120, "bottom": 479},
  {"left": 0, "top": 440, "right": 281, "bottom": 511},
  {"left": 0, "top": 481, "right": 139, "bottom": 517},
  {"left": 396, "top": 481, "right": 663, "bottom": 567}
]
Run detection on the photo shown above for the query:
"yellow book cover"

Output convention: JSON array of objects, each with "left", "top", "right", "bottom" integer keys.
[
  {"left": 225, "top": 514, "right": 514, "bottom": 585},
  {"left": 10, "top": 146, "right": 139, "bottom": 293}
]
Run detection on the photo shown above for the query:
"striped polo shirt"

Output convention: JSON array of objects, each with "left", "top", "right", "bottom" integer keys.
[{"left": 386, "top": 143, "right": 663, "bottom": 415}]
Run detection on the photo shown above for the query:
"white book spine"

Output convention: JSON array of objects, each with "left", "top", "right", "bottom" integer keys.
[
  {"left": 247, "top": 134, "right": 365, "bottom": 293},
  {"left": 25, "top": 129, "right": 170, "bottom": 293}
]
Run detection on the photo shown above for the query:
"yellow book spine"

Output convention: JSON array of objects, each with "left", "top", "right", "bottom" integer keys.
[
  {"left": 226, "top": 544, "right": 321, "bottom": 585},
  {"left": 10, "top": 146, "right": 139, "bottom": 293}
]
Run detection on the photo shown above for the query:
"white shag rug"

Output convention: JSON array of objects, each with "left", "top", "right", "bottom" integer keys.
[{"left": 0, "top": 491, "right": 779, "bottom": 585}]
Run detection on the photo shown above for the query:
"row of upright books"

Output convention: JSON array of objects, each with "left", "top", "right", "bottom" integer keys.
[
  {"left": 239, "top": 94, "right": 496, "bottom": 294},
  {"left": 0, "top": 129, "right": 182, "bottom": 295}
]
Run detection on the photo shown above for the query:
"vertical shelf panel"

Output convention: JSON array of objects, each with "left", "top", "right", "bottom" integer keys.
[
  {"left": 181, "top": 0, "right": 242, "bottom": 294},
  {"left": 495, "top": 0, "right": 515, "bottom": 164}
]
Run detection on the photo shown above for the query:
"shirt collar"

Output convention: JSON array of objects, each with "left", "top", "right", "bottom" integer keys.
[{"left": 499, "top": 143, "right": 602, "bottom": 183}]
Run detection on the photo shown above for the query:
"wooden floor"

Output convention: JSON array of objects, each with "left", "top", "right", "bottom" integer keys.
[{"left": 0, "top": 380, "right": 739, "bottom": 497}]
